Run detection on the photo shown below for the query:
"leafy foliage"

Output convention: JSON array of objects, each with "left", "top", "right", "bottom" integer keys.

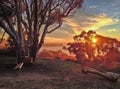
[{"left": 66, "top": 30, "right": 120, "bottom": 69}]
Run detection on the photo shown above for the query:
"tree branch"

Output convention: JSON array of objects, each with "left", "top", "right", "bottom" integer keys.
[
  {"left": 15, "top": 0, "right": 22, "bottom": 40},
  {"left": 0, "top": 3, "right": 18, "bottom": 39},
  {"left": 0, "top": 18, "right": 19, "bottom": 46},
  {"left": 46, "top": 23, "right": 62, "bottom": 33},
  {"left": 24, "top": 0, "right": 32, "bottom": 34},
  {"left": 38, "top": 24, "right": 48, "bottom": 50},
  {"left": 21, "top": 19, "right": 29, "bottom": 31}
]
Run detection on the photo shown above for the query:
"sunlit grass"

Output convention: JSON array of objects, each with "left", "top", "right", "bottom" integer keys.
[{"left": 36, "top": 58, "right": 78, "bottom": 71}]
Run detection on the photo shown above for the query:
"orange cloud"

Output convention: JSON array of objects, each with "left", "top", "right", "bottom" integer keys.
[
  {"left": 85, "top": 13, "right": 117, "bottom": 31},
  {"left": 44, "top": 36, "right": 72, "bottom": 46},
  {"left": 44, "top": 13, "right": 119, "bottom": 45},
  {"left": 65, "top": 18, "right": 81, "bottom": 35},
  {"left": 65, "top": 13, "right": 119, "bottom": 34}
]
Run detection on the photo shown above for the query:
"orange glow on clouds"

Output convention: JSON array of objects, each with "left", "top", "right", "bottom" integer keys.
[
  {"left": 65, "top": 18, "right": 80, "bottom": 35},
  {"left": 45, "top": 13, "right": 119, "bottom": 45},
  {"left": 85, "top": 13, "right": 116, "bottom": 31},
  {"left": 44, "top": 37, "right": 73, "bottom": 46},
  {"left": 64, "top": 13, "right": 118, "bottom": 34}
]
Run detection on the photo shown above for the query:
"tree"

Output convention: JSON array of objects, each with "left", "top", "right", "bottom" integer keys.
[
  {"left": 66, "top": 30, "right": 120, "bottom": 69},
  {"left": 0, "top": 0, "right": 83, "bottom": 65}
]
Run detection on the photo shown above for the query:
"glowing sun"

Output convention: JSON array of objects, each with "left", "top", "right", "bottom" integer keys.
[{"left": 92, "top": 38, "right": 97, "bottom": 43}]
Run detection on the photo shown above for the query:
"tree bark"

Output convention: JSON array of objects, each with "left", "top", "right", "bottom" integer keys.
[
  {"left": 29, "top": 0, "right": 38, "bottom": 61},
  {"left": 15, "top": 0, "right": 25, "bottom": 63}
]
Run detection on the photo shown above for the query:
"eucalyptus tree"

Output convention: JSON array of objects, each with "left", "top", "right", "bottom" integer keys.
[{"left": 0, "top": 0, "right": 83, "bottom": 66}]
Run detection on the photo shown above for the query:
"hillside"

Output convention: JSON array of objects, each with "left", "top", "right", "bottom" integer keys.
[
  {"left": 38, "top": 49, "right": 76, "bottom": 60},
  {"left": 0, "top": 58, "right": 120, "bottom": 89}
]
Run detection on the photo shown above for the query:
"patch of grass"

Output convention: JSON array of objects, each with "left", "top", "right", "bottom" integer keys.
[
  {"left": 0, "top": 56, "right": 17, "bottom": 64},
  {"left": 35, "top": 58, "right": 78, "bottom": 74},
  {"left": 0, "top": 57, "right": 120, "bottom": 89},
  {"left": 61, "top": 61, "right": 77, "bottom": 68}
]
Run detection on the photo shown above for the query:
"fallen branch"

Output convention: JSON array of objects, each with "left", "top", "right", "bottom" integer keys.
[
  {"left": 14, "top": 62, "right": 24, "bottom": 71},
  {"left": 14, "top": 56, "right": 33, "bottom": 71},
  {"left": 81, "top": 66, "right": 118, "bottom": 82}
]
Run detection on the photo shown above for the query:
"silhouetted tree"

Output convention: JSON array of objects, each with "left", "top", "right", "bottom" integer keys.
[
  {"left": 66, "top": 30, "right": 120, "bottom": 69},
  {"left": 0, "top": 0, "right": 83, "bottom": 65}
]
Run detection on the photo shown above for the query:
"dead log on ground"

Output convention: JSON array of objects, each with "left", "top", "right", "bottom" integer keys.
[
  {"left": 14, "top": 62, "right": 24, "bottom": 71},
  {"left": 81, "top": 66, "right": 118, "bottom": 82},
  {"left": 14, "top": 56, "right": 33, "bottom": 70}
]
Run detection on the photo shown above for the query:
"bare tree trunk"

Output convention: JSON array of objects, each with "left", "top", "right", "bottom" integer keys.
[
  {"left": 0, "top": 0, "right": 83, "bottom": 69},
  {"left": 15, "top": 0, "right": 25, "bottom": 63},
  {"left": 24, "top": 0, "right": 33, "bottom": 57},
  {"left": 29, "top": 0, "right": 38, "bottom": 62}
]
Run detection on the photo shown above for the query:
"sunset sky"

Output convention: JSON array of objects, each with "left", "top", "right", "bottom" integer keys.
[{"left": 45, "top": 0, "right": 120, "bottom": 45}]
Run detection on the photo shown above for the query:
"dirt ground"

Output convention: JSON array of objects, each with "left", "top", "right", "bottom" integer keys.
[{"left": 0, "top": 59, "right": 120, "bottom": 89}]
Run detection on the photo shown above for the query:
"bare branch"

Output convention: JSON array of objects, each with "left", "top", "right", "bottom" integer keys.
[
  {"left": 15, "top": 0, "right": 22, "bottom": 39},
  {"left": 47, "top": 23, "right": 62, "bottom": 33},
  {"left": 21, "top": 19, "right": 29, "bottom": 36},
  {"left": 21, "top": 19, "right": 29, "bottom": 30},
  {"left": 24, "top": 0, "right": 32, "bottom": 33},
  {"left": 38, "top": 24, "right": 48, "bottom": 50},
  {"left": 0, "top": 18, "right": 19, "bottom": 46},
  {"left": 0, "top": 2, "right": 18, "bottom": 38}
]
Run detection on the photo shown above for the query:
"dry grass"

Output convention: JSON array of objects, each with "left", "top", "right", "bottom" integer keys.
[{"left": 0, "top": 58, "right": 120, "bottom": 89}]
